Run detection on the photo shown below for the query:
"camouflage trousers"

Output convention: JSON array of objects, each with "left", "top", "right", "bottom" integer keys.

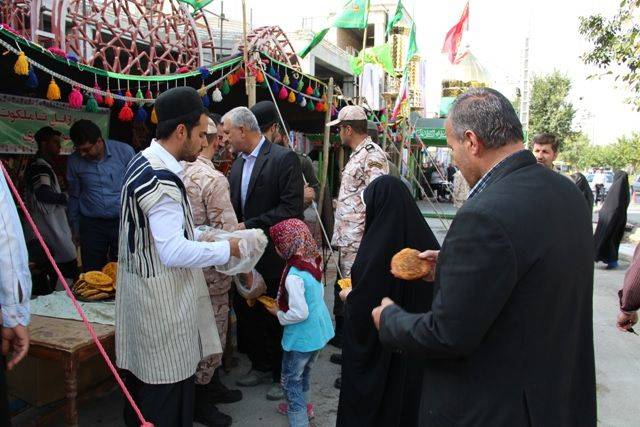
[
  {"left": 338, "top": 247, "right": 358, "bottom": 279},
  {"left": 195, "top": 290, "right": 229, "bottom": 385}
]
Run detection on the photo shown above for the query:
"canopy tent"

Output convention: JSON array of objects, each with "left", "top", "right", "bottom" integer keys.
[{"left": 0, "top": 26, "right": 335, "bottom": 153}]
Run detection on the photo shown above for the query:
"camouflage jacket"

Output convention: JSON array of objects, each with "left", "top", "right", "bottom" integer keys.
[
  {"left": 183, "top": 156, "right": 238, "bottom": 293},
  {"left": 331, "top": 137, "right": 388, "bottom": 249}
]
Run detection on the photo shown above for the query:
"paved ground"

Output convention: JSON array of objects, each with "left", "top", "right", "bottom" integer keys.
[{"left": 13, "top": 203, "right": 640, "bottom": 426}]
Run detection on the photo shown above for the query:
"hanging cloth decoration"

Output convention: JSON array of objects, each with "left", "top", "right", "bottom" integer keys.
[
  {"left": 288, "top": 90, "right": 296, "bottom": 103},
  {"left": 150, "top": 106, "right": 158, "bottom": 124},
  {"left": 201, "top": 84, "right": 211, "bottom": 108},
  {"left": 124, "top": 89, "right": 133, "bottom": 107},
  {"left": 305, "top": 84, "right": 314, "bottom": 96},
  {"left": 278, "top": 85, "right": 288, "bottom": 100},
  {"left": 93, "top": 83, "right": 104, "bottom": 105},
  {"left": 283, "top": 73, "right": 290, "bottom": 86},
  {"left": 14, "top": 51, "right": 29, "bottom": 76},
  {"left": 198, "top": 66, "right": 211, "bottom": 79},
  {"left": 221, "top": 78, "right": 230, "bottom": 95},
  {"left": 315, "top": 100, "right": 325, "bottom": 112},
  {"left": 114, "top": 90, "right": 124, "bottom": 108},
  {"left": 104, "top": 89, "right": 114, "bottom": 107},
  {"left": 26, "top": 68, "right": 38, "bottom": 89},
  {"left": 268, "top": 65, "right": 278, "bottom": 79},
  {"left": 313, "top": 84, "right": 321, "bottom": 98},
  {"left": 297, "top": 79, "right": 304, "bottom": 92},
  {"left": 145, "top": 88, "right": 153, "bottom": 106},
  {"left": 227, "top": 73, "right": 236, "bottom": 86},
  {"left": 85, "top": 93, "right": 99, "bottom": 112},
  {"left": 296, "top": 93, "right": 304, "bottom": 104},
  {"left": 307, "top": 99, "right": 315, "bottom": 111},
  {"left": 212, "top": 86, "right": 223, "bottom": 102},
  {"left": 236, "top": 67, "right": 245, "bottom": 80},
  {"left": 135, "top": 107, "right": 148, "bottom": 123},
  {"left": 68, "top": 87, "right": 83, "bottom": 109},
  {"left": 135, "top": 88, "right": 145, "bottom": 107},
  {"left": 299, "top": 97, "right": 307, "bottom": 108},
  {"left": 255, "top": 70, "right": 265, "bottom": 83},
  {"left": 118, "top": 104, "right": 134, "bottom": 122}
]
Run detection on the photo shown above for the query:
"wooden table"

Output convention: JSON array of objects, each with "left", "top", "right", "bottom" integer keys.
[{"left": 27, "top": 315, "right": 115, "bottom": 427}]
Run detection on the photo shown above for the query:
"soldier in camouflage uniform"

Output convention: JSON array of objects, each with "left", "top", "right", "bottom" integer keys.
[
  {"left": 182, "top": 116, "right": 242, "bottom": 426},
  {"left": 327, "top": 106, "right": 389, "bottom": 351}
]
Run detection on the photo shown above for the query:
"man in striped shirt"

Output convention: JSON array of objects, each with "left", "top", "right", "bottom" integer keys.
[{"left": 116, "top": 87, "right": 241, "bottom": 427}]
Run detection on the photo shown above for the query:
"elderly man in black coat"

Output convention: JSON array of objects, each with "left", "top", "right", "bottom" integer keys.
[
  {"left": 223, "top": 105, "right": 304, "bottom": 401},
  {"left": 372, "top": 88, "right": 596, "bottom": 426}
]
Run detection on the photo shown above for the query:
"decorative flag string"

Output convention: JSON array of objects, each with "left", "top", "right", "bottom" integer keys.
[
  {"left": 0, "top": 36, "right": 239, "bottom": 105},
  {"left": 0, "top": 162, "right": 153, "bottom": 427}
]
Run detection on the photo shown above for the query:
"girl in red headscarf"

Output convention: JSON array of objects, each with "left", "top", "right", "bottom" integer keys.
[{"left": 267, "top": 219, "right": 334, "bottom": 427}]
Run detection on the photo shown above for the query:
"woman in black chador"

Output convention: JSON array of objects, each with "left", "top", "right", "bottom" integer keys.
[
  {"left": 571, "top": 172, "right": 595, "bottom": 214},
  {"left": 594, "top": 171, "right": 630, "bottom": 269},
  {"left": 337, "top": 176, "right": 440, "bottom": 427}
]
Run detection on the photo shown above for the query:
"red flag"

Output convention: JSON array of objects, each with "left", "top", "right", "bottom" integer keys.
[{"left": 442, "top": 2, "right": 469, "bottom": 64}]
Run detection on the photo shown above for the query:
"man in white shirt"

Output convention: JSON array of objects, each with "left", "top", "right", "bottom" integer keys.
[
  {"left": 116, "top": 87, "right": 240, "bottom": 427},
  {"left": 0, "top": 167, "right": 32, "bottom": 424}
]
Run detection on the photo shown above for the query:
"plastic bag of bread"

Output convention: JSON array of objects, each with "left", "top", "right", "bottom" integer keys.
[
  {"left": 234, "top": 269, "right": 267, "bottom": 300},
  {"left": 196, "top": 226, "right": 268, "bottom": 275}
]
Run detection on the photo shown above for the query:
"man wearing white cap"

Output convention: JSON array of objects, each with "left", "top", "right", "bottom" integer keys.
[
  {"left": 182, "top": 115, "right": 242, "bottom": 426},
  {"left": 327, "top": 106, "right": 388, "bottom": 364}
]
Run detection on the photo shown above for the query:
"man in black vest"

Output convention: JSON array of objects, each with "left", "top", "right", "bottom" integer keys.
[
  {"left": 373, "top": 88, "right": 597, "bottom": 426},
  {"left": 223, "top": 106, "right": 304, "bottom": 401}
]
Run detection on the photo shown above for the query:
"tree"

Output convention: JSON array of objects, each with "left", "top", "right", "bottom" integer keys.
[
  {"left": 579, "top": 0, "right": 640, "bottom": 110},
  {"left": 559, "top": 132, "right": 590, "bottom": 170},
  {"left": 528, "top": 71, "right": 576, "bottom": 147}
]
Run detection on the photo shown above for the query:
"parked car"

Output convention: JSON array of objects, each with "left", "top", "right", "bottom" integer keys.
[{"left": 632, "top": 176, "right": 640, "bottom": 194}]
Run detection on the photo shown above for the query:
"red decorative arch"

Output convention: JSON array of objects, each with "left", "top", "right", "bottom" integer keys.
[{"left": 245, "top": 26, "right": 301, "bottom": 70}]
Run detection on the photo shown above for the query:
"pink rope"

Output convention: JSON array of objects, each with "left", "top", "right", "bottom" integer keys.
[{"left": 1, "top": 161, "right": 153, "bottom": 427}]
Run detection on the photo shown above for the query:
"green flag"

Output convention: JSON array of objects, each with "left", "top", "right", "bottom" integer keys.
[
  {"left": 349, "top": 43, "right": 395, "bottom": 75},
  {"left": 177, "top": 0, "right": 213, "bottom": 11},
  {"left": 405, "top": 23, "right": 418, "bottom": 65},
  {"left": 299, "top": 0, "right": 369, "bottom": 58},
  {"left": 386, "top": 1, "right": 404, "bottom": 35}
]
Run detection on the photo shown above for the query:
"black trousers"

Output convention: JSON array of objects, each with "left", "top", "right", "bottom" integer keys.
[
  {"left": 27, "top": 240, "right": 79, "bottom": 296},
  {"left": 233, "top": 275, "right": 283, "bottom": 382},
  {"left": 79, "top": 216, "right": 119, "bottom": 272},
  {"left": 0, "top": 359, "right": 10, "bottom": 427},
  {"left": 123, "top": 371, "right": 195, "bottom": 427}
]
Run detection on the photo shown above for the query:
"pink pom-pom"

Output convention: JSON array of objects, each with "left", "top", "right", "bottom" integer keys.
[
  {"left": 48, "top": 47, "right": 67, "bottom": 57},
  {"left": 68, "top": 87, "right": 83, "bottom": 109},
  {"left": 278, "top": 86, "right": 288, "bottom": 100},
  {"left": 177, "top": 66, "right": 189, "bottom": 73},
  {"left": 93, "top": 83, "right": 104, "bottom": 105}
]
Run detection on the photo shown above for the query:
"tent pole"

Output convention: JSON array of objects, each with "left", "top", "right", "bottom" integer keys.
[
  {"left": 318, "top": 77, "right": 334, "bottom": 218},
  {"left": 241, "top": 0, "right": 256, "bottom": 107}
]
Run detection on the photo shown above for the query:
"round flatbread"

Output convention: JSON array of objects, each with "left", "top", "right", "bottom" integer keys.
[
  {"left": 101, "top": 262, "right": 118, "bottom": 285},
  {"left": 390, "top": 248, "right": 431, "bottom": 281}
]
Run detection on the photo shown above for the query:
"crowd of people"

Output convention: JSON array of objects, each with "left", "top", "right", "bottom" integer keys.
[{"left": 1, "top": 85, "right": 640, "bottom": 427}]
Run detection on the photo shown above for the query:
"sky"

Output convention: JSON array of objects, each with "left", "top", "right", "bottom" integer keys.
[{"left": 218, "top": 0, "right": 639, "bottom": 145}]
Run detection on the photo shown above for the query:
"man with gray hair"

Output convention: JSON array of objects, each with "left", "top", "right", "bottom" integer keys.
[
  {"left": 223, "top": 106, "right": 304, "bottom": 401},
  {"left": 372, "top": 88, "right": 596, "bottom": 425}
]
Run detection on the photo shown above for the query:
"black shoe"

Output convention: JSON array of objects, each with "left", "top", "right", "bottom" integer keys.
[
  {"left": 328, "top": 335, "right": 342, "bottom": 349},
  {"left": 204, "top": 370, "right": 243, "bottom": 404},
  {"left": 334, "top": 377, "right": 341, "bottom": 389},
  {"left": 194, "top": 402, "right": 232, "bottom": 427},
  {"left": 329, "top": 353, "right": 342, "bottom": 365}
]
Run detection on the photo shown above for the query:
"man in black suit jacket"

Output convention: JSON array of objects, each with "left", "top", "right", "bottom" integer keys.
[
  {"left": 372, "top": 88, "right": 596, "bottom": 426},
  {"left": 222, "top": 106, "right": 304, "bottom": 400}
]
